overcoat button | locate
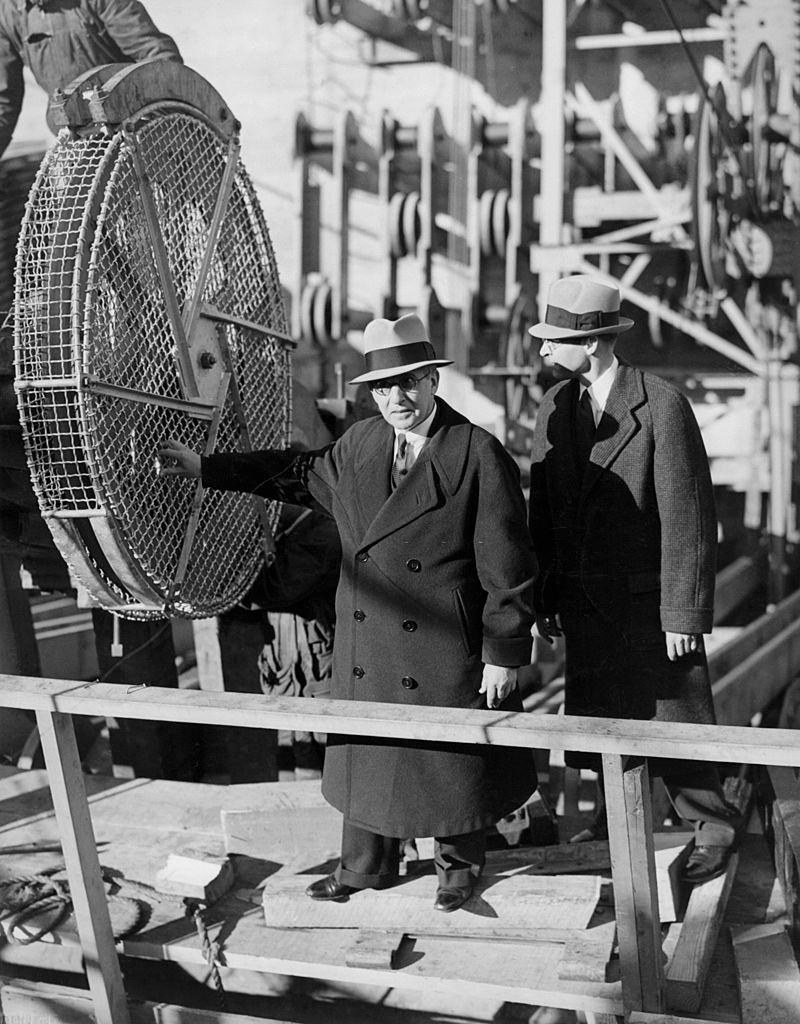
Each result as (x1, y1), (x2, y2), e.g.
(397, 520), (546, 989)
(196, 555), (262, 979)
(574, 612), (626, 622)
(357, 552), (369, 563)
(406, 558), (421, 572)
(401, 676), (418, 690)
(353, 666), (365, 678)
(354, 609), (366, 622)
(402, 619), (417, 632)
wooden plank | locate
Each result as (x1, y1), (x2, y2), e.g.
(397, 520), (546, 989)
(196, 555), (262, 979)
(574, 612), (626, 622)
(261, 871), (601, 932)
(713, 553), (766, 625)
(488, 839), (612, 875)
(768, 766), (800, 933)
(708, 588), (800, 683)
(123, 918), (625, 1015)
(665, 852), (739, 1012)
(557, 919), (617, 982)
(0, 979), (305, 1024)
(653, 832), (693, 925)
(712, 614), (800, 726)
(221, 805), (342, 861)
(35, 710), (129, 1024)
(602, 756), (665, 1015)
(344, 928), (405, 969)
(3, 677), (800, 768)
(731, 922), (800, 1023)
(630, 1013), (734, 1024)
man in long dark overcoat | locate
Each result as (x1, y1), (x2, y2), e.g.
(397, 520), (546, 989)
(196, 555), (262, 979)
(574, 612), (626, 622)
(528, 275), (738, 885)
(160, 313), (537, 912)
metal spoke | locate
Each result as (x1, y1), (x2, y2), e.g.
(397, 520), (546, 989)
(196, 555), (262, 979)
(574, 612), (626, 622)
(165, 371), (232, 609)
(182, 134), (241, 341)
(125, 130), (199, 397)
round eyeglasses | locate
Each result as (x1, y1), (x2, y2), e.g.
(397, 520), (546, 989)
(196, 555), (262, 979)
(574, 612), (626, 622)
(370, 370), (431, 396)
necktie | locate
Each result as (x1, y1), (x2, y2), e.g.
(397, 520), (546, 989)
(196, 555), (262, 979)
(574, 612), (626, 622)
(575, 389), (595, 468)
(391, 433), (408, 489)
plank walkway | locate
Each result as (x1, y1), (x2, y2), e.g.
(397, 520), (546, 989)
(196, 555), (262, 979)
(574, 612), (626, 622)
(0, 766), (785, 1022)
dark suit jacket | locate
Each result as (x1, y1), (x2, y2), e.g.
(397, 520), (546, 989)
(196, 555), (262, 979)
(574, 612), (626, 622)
(530, 362), (716, 634)
(203, 398), (537, 837)
(529, 363), (717, 738)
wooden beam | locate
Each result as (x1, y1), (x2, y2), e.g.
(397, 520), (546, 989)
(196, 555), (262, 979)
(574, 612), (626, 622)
(767, 766), (800, 934)
(731, 922), (800, 1023)
(713, 552), (767, 625)
(602, 756), (665, 1014)
(665, 853), (739, 1012)
(630, 1014), (733, 1024)
(712, 614), (800, 726)
(35, 710), (129, 1024)
(536, 0), (567, 311)
(0, 676), (798, 768)
(708, 588), (800, 683)
(0, 979), (303, 1024)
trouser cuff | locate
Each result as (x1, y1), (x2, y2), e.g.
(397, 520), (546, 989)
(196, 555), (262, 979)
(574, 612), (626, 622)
(335, 863), (394, 888)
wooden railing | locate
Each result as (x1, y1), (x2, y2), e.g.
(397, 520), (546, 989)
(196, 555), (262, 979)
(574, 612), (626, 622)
(0, 672), (798, 1024)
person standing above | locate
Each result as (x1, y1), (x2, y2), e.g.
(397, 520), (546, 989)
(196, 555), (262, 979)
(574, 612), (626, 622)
(0, 0), (181, 157)
(528, 275), (738, 884)
(160, 313), (538, 913)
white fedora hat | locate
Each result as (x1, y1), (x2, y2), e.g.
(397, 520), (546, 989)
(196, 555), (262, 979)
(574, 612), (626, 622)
(349, 313), (452, 385)
(528, 275), (634, 341)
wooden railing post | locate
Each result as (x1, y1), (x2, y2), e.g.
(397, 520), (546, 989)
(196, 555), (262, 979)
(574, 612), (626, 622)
(602, 754), (666, 1015)
(36, 708), (130, 1024)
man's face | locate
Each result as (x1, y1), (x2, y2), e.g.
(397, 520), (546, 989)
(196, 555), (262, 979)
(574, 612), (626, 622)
(370, 368), (438, 430)
(538, 338), (592, 379)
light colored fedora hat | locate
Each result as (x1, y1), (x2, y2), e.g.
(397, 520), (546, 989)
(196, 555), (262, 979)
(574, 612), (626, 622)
(528, 275), (634, 341)
(349, 313), (452, 385)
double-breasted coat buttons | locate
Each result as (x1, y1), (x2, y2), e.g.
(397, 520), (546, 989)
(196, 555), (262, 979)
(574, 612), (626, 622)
(352, 666), (365, 678)
(402, 619), (417, 632)
(401, 676), (418, 690)
(354, 609), (366, 622)
(406, 558), (421, 572)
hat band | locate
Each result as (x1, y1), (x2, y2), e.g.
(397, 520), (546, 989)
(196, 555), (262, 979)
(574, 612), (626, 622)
(546, 304), (620, 332)
(364, 341), (436, 374)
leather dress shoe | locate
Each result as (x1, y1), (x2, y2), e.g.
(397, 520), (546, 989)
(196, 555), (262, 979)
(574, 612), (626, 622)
(433, 886), (473, 913)
(680, 844), (732, 885)
(305, 874), (356, 901)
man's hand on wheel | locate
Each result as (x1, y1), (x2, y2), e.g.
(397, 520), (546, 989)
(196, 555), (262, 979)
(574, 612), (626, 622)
(158, 439), (202, 478)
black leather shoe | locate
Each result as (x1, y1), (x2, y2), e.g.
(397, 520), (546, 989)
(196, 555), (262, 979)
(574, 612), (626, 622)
(680, 844), (732, 885)
(305, 874), (356, 901)
(433, 886), (472, 913)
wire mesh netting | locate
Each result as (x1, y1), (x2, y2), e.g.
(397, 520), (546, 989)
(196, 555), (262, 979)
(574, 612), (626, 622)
(15, 109), (290, 618)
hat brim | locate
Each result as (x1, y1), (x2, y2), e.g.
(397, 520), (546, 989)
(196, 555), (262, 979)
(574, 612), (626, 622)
(349, 358), (453, 385)
(528, 317), (635, 341)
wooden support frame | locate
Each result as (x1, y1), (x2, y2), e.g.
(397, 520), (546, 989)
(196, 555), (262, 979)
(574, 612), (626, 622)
(602, 756), (666, 1015)
(35, 709), (129, 1024)
(2, 673), (800, 1022)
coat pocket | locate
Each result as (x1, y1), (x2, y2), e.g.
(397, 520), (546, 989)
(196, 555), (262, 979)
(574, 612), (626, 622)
(451, 586), (480, 657)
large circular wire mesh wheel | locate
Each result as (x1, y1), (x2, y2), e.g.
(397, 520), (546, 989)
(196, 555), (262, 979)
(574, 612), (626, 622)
(14, 64), (291, 619)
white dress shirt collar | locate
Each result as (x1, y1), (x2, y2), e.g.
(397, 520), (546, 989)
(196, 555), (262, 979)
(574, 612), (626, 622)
(394, 403), (436, 458)
(580, 356), (618, 426)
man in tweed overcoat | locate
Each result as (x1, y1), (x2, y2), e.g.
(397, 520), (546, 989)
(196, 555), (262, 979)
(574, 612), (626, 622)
(160, 313), (537, 912)
(528, 276), (737, 884)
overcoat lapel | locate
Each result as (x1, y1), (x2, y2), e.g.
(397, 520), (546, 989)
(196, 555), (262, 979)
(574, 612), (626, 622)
(580, 363), (645, 502)
(356, 401), (469, 549)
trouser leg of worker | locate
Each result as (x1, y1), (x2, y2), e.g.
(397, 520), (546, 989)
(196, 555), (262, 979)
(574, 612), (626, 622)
(335, 819), (400, 888)
(433, 829), (486, 890)
(663, 766), (739, 846)
(595, 765), (738, 846)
